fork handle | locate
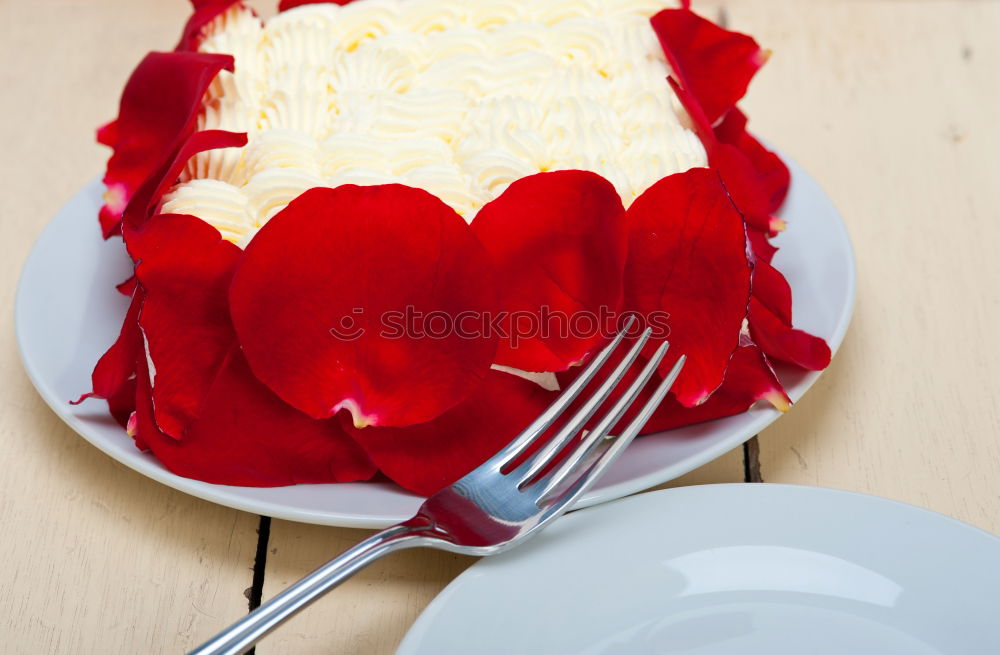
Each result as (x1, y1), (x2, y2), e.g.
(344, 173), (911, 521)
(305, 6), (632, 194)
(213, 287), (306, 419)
(188, 522), (426, 655)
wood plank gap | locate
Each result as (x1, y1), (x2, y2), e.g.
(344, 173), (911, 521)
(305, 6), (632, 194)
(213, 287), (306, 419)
(743, 437), (763, 483)
(244, 515), (272, 655)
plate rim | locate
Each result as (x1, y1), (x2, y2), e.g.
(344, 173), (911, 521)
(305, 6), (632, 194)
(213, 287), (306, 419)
(15, 157), (856, 527)
(396, 483), (1000, 655)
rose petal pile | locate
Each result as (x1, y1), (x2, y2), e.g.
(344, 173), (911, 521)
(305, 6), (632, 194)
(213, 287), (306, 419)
(76, 0), (831, 496)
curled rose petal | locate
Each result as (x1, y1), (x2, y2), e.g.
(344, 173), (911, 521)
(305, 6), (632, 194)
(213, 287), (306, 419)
(749, 298), (831, 371)
(106, 377), (139, 430)
(472, 171), (627, 372)
(644, 344), (792, 432)
(116, 276), (138, 297)
(279, 0), (359, 11)
(96, 120), (118, 147)
(666, 79), (830, 373)
(230, 185), (499, 428)
(651, 6), (768, 124)
(98, 51), (234, 238)
(751, 256), (793, 324)
(713, 144), (781, 235)
(123, 129), (248, 233)
(716, 108), (791, 215)
(747, 256), (831, 371)
(668, 77), (777, 235)
(71, 289), (144, 418)
(623, 168), (751, 407)
(347, 370), (556, 496)
(747, 227), (778, 265)
(128, 214), (242, 439)
(176, 1), (244, 52)
(133, 349), (376, 486)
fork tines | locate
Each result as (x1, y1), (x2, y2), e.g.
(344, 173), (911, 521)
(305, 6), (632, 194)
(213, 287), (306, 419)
(489, 318), (686, 504)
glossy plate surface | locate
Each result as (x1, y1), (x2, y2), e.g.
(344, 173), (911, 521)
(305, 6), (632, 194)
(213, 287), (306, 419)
(15, 158), (855, 527)
(398, 484), (1000, 655)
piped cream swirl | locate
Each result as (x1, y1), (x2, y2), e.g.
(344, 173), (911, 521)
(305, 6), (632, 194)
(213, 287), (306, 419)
(172, 0), (707, 244)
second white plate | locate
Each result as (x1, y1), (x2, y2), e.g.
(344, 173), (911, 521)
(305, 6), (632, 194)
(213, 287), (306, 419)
(15, 157), (855, 527)
(398, 485), (1000, 655)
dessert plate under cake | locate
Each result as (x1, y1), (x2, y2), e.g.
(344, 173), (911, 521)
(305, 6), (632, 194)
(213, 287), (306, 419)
(15, 156), (855, 527)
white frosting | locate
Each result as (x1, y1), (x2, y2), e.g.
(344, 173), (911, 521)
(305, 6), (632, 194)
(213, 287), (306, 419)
(171, 0), (707, 244)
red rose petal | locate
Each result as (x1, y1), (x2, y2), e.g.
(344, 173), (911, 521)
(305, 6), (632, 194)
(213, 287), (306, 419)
(668, 77), (777, 235)
(713, 144), (778, 234)
(747, 227), (778, 265)
(716, 108), (791, 215)
(644, 344), (791, 432)
(472, 171), (627, 372)
(279, 0), (359, 11)
(133, 349), (376, 486)
(347, 370), (556, 496)
(666, 80), (830, 373)
(746, 256), (831, 371)
(96, 120), (118, 147)
(666, 77), (713, 145)
(71, 289), (144, 410)
(128, 213), (242, 439)
(99, 51), (234, 238)
(106, 377), (138, 429)
(116, 275), (138, 297)
(651, 7), (767, 124)
(177, 1), (244, 52)
(623, 168), (751, 407)
(123, 129), (248, 233)
(748, 298), (831, 371)
(230, 185), (499, 428)
(751, 256), (793, 325)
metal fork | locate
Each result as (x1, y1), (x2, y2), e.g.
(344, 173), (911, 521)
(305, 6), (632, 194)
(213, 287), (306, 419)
(189, 322), (685, 655)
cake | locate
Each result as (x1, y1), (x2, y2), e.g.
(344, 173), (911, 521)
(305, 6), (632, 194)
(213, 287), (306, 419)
(164, 0), (708, 242)
(78, 0), (831, 495)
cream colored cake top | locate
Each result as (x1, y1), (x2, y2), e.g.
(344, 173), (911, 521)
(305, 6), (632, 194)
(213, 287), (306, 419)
(163, 0), (708, 245)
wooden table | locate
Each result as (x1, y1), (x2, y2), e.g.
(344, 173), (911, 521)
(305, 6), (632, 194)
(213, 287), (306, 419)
(2, 0), (998, 652)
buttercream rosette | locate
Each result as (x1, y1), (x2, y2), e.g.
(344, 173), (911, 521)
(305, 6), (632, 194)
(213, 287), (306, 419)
(75, 0), (831, 496)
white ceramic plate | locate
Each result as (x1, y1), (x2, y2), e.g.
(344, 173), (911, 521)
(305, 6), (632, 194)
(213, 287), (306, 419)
(15, 158), (855, 528)
(398, 484), (1000, 655)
